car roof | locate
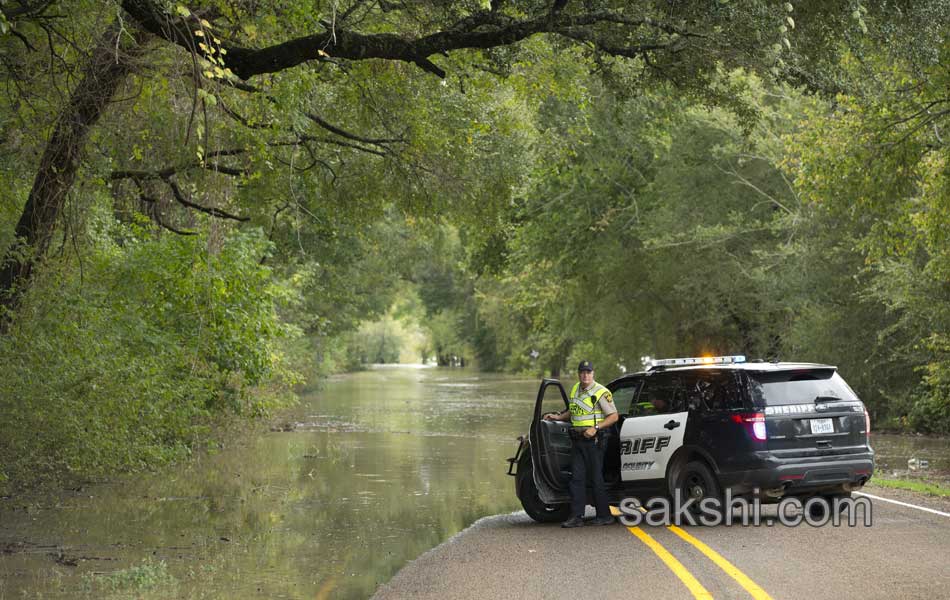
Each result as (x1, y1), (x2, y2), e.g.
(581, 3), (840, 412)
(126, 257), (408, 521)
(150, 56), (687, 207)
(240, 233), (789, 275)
(615, 361), (837, 381)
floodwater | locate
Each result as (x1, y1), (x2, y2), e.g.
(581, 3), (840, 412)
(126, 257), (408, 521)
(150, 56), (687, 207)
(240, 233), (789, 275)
(0, 367), (539, 599)
(1, 367), (948, 599)
(871, 432), (950, 482)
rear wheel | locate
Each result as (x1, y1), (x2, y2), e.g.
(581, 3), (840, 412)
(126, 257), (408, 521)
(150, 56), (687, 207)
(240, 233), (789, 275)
(671, 461), (721, 522)
(516, 454), (571, 523)
(806, 492), (853, 520)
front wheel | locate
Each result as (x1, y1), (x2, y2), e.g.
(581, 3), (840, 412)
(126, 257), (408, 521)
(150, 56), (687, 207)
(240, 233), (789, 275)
(516, 455), (571, 523)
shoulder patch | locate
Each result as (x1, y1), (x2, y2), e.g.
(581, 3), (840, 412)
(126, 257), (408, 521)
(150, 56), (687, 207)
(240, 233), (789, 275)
(603, 391), (613, 403)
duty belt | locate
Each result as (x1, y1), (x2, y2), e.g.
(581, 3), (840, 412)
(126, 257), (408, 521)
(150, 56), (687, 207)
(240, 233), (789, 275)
(569, 429), (607, 440)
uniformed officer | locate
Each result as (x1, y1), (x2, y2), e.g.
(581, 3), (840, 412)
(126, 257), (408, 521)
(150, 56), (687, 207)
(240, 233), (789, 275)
(543, 360), (618, 527)
(650, 395), (669, 414)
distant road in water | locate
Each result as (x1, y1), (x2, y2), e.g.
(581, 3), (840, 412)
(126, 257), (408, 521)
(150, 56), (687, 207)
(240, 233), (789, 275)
(374, 485), (950, 600)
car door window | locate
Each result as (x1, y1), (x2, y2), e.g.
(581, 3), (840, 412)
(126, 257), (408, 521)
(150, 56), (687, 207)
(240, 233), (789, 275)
(541, 381), (569, 415)
(681, 370), (738, 413)
(669, 376), (687, 413)
(610, 380), (641, 415)
(630, 373), (680, 416)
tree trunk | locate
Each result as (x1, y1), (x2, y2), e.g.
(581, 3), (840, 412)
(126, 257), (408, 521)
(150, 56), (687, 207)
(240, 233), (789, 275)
(0, 22), (145, 327)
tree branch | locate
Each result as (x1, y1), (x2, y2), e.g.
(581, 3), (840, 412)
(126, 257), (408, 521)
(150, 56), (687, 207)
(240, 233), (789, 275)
(138, 195), (198, 235)
(1, 0), (56, 20)
(8, 28), (38, 52)
(305, 111), (404, 146)
(298, 134), (388, 156)
(163, 176), (249, 221)
(122, 1), (700, 80)
(111, 168), (249, 221)
(202, 161), (248, 176)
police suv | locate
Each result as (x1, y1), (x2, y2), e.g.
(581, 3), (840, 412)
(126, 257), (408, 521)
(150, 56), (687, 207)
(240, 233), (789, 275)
(507, 356), (875, 522)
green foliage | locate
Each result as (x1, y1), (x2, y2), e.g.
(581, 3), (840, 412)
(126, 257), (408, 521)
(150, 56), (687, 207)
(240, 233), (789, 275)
(337, 317), (415, 369)
(425, 308), (472, 366)
(0, 226), (301, 489)
(910, 336), (950, 434)
(468, 70), (809, 376)
(81, 558), (176, 595)
(783, 20), (950, 431)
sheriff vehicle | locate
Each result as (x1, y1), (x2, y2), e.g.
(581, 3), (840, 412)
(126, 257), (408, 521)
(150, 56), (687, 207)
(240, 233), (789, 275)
(507, 355), (875, 522)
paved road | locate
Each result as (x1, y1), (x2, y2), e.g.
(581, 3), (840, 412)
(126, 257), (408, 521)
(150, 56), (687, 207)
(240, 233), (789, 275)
(373, 487), (950, 600)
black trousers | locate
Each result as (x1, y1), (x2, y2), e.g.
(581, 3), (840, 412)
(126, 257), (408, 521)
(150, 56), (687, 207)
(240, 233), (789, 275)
(569, 433), (610, 519)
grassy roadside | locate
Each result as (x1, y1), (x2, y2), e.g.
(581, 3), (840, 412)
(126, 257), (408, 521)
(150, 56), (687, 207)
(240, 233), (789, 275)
(871, 477), (950, 498)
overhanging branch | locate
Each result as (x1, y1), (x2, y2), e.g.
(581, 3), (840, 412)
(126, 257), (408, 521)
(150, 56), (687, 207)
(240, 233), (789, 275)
(306, 112), (404, 146)
(111, 167), (249, 222)
(121, 1), (702, 80)
(163, 176), (249, 221)
(138, 194), (198, 235)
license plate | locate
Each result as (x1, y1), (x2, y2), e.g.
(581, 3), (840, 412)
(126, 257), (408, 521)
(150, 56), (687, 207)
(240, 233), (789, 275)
(810, 418), (834, 434)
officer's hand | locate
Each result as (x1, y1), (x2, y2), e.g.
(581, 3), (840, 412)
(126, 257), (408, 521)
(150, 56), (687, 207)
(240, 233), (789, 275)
(543, 413), (555, 421)
(584, 427), (597, 438)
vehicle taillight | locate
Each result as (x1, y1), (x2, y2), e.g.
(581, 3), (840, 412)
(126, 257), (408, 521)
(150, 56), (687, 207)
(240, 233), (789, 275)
(864, 408), (871, 437)
(731, 412), (767, 441)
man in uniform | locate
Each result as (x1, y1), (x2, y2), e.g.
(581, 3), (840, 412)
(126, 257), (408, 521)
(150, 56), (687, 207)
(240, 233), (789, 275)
(650, 394), (670, 414)
(543, 360), (618, 527)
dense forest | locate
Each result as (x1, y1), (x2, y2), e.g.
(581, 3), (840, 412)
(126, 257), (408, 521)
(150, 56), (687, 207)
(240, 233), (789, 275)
(1, 0), (948, 491)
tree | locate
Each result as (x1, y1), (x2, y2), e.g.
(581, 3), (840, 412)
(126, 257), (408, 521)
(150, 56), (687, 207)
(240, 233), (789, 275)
(785, 6), (950, 428)
(0, 0), (803, 324)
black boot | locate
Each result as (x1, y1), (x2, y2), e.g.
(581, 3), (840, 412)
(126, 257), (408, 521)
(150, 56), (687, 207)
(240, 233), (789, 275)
(561, 516), (585, 528)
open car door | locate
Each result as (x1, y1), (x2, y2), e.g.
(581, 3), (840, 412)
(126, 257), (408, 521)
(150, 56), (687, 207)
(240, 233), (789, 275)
(529, 379), (572, 501)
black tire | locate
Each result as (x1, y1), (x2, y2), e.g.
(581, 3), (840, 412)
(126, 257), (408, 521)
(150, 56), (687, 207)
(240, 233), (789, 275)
(516, 455), (571, 523)
(805, 496), (825, 520)
(671, 460), (721, 521)
(807, 492), (853, 519)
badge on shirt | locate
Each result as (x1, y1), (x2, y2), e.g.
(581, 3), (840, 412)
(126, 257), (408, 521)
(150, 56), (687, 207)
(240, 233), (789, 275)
(604, 392), (613, 403)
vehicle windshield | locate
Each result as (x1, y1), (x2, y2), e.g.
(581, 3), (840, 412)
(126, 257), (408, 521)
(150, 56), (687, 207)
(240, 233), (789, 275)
(748, 369), (858, 406)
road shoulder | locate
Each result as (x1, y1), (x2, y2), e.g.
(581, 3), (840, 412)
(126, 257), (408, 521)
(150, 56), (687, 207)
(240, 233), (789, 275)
(861, 482), (950, 515)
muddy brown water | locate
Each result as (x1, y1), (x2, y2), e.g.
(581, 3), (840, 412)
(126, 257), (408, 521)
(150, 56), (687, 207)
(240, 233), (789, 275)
(0, 367), (538, 599)
(0, 366), (947, 599)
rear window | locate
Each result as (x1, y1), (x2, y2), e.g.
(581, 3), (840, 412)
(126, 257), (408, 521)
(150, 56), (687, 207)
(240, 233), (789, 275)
(748, 369), (858, 406)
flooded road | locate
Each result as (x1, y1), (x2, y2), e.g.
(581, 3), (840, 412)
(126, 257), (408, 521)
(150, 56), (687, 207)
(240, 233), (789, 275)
(1, 366), (948, 599)
(0, 367), (537, 599)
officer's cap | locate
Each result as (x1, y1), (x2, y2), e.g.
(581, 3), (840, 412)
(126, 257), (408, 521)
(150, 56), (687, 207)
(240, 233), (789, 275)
(577, 360), (594, 372)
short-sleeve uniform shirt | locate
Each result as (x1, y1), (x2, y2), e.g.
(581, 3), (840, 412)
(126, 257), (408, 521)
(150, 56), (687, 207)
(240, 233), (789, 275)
(572, 382), (617, 429)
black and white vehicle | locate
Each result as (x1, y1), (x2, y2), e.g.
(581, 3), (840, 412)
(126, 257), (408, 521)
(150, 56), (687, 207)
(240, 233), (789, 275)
(507, 355), (875, 522)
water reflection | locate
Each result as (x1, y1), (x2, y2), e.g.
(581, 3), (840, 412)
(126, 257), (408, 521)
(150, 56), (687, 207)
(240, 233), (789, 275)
(0, 367), (538, 599)
(871, 433), (950, 481)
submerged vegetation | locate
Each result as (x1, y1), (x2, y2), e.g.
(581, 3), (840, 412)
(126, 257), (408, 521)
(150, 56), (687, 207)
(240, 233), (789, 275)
(81, 558), (177, 596)
(1, 1), (949, 491)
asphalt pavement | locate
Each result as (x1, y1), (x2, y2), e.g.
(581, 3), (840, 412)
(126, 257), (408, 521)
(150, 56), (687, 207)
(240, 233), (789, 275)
(372, 486), (950, 600)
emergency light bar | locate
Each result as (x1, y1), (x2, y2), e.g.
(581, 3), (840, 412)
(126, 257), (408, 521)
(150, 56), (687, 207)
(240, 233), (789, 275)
(649, 355), (746, 369)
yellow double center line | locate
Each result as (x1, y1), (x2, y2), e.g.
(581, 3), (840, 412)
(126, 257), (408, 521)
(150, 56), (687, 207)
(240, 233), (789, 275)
(624, 524), (714, 599)
(610, 506), (773, 600)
